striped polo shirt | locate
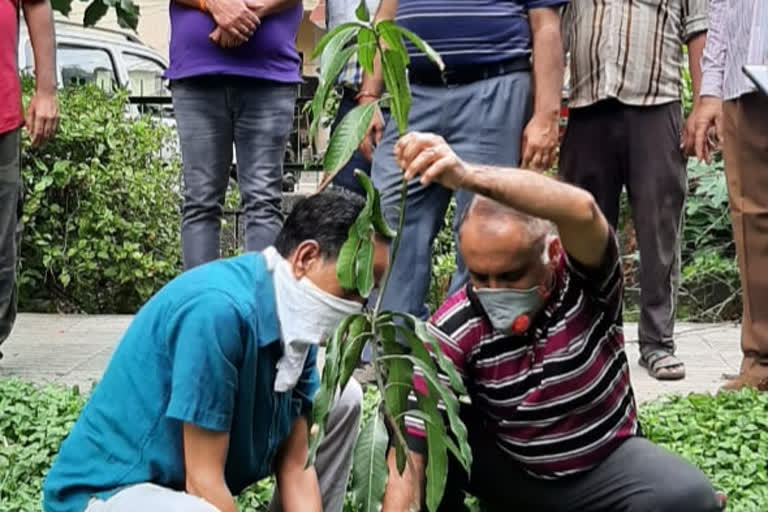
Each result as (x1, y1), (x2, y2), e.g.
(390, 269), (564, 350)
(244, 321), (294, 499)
(396, 0), (568, 75)
(405, 233), (640, 478)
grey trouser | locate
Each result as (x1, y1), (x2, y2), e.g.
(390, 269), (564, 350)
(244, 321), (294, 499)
(0, 128), (21, 348)
(84, 380), (362, 512)
(371, 72), (532, 319)
(439, 408), (720, 511)
(560, 100), (687, 354)
(172, 77), (296, 270)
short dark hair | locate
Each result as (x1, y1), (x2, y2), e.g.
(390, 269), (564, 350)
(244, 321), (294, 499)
(275, 190), (367, 260)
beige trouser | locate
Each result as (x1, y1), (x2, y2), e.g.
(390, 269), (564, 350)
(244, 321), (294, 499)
(723, 92), (768, 382)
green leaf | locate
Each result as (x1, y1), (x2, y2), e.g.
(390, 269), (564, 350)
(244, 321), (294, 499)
(391, 333), (472, 474)
(115, 0), (140, 31)
(338, 317), (371, 389)
(414, 319), (466, 394)
(323, 101), (378, 174)
(310, 43), (359, 140)
(313, 22), (361, 59)
(424, 409), (448, 512)
(83, 0), (109, 26)
(394, 26), (445, 71)
(355, 237), (375, 298)
(380, 49), (411, 136)
(357, 28), (377, 75)
(376, 21), (410, 63)
(307, 383), (333, 466)
(337, 234), (362, 291)
(384, 356), (413, 475)
(355, 0), (371, 22)
(355, 172), (396, 239)
(352, 413), (390, 512)
(50, 0), (73, 17)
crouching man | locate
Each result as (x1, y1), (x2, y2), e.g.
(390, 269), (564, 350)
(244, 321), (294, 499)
(43, 191), (390, 512)
(381, 133), (724, 511)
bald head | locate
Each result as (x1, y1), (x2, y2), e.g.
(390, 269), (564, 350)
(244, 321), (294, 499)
(458, 196), (557, 291)
(459, 196), (554, 242)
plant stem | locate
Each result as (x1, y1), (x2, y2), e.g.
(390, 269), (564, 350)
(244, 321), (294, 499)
(372, 178), (409, 314)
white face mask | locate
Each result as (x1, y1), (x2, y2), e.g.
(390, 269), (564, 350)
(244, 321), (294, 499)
(473, 236), (558, 334)
(263, 247), (363, 392)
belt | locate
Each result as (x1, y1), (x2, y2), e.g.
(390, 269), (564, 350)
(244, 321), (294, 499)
(408, 57), (531, 86)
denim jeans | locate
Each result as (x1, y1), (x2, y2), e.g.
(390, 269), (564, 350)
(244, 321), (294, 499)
(0, 128), (21, 350)
(172, 76), (296, 270)
(371, 72), (532, 319)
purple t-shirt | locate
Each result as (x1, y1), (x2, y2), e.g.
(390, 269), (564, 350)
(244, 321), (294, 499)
(166, 4), (303, 82)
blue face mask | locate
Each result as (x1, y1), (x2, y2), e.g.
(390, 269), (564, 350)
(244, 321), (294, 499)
(473, 236), (559, 333)
(474, 285), (548, 334)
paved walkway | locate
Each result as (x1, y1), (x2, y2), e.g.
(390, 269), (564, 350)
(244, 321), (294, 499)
(0, 314), (743, 403)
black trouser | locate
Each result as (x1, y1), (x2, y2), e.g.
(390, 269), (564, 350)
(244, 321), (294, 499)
(437, 409), (720, 511)
(559, 100), (687, 355)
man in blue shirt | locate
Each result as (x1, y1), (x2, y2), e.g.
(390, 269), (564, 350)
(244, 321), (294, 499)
(43, 191), (390, 512)
(363, 0), (567, 321)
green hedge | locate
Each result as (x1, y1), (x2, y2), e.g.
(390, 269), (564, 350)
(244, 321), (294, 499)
(18, 82), (182, 314)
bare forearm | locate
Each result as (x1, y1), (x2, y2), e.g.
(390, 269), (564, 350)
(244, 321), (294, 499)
(277, 466), (322, 512)
(530, 8), (564, 119)
(23, 0), (56, 94)
(687, 32), (706, 106)
(186, 476), (238, 512)
(275, 418), (322, 512)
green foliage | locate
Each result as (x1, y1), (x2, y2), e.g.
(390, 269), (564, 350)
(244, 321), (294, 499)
(19, 82), (182, 314)
(310, 12), (466, 512)
(51, 0), (140, 30)
(640, 389), (768, 511)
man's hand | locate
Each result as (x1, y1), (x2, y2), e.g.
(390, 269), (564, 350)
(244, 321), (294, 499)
(25, 91), (58, 148)
(692, 96), (724, 164)
(209, 26), (245, 48)
(521, 112), (559, 171)
(680, 112), (697, 157)
(358, 93), (384, 161)
(395, 132), (469, 189)
(382, 449), (424, 512)
(206, 0), (261, 42)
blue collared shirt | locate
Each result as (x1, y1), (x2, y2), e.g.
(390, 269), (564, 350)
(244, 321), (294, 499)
(43, 253), (318, 512)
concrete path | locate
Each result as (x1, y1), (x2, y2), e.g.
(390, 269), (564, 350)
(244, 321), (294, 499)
(0, 314), (743, 403)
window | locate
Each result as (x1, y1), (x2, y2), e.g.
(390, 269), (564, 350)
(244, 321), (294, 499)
(123, 53), (169, 97)
(58, 45), (117, 92)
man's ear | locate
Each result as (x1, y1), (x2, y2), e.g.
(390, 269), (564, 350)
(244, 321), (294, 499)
(288, 240), (322, 279)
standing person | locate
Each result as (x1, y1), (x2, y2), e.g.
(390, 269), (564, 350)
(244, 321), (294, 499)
(0, 0), (57, 357)
(367, 0), (567, 320)
(559, 0), (708, 381)
(322, 0), (383, 196)
(43, 192), (390, 512)
(166, 0), (303, 270)
(692, 1), (768, 390)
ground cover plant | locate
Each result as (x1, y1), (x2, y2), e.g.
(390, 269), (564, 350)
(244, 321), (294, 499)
(1, 379), (766, 511)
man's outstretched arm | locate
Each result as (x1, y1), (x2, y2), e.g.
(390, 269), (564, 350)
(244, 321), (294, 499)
(274, 417), (323, 512)
(395, 132), (611, 269)
(22, 0), (58, 148)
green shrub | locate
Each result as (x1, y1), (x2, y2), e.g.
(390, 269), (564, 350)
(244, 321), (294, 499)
(18, 81), (182, 314)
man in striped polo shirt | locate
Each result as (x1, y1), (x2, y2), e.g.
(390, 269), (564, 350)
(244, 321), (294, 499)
(381, 133), (722, 511)
(363, 0), (567, 323)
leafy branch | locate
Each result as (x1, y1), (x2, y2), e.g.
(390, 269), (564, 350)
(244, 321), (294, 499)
(51, 0), (140, 31)
(306, 5), (470, 512)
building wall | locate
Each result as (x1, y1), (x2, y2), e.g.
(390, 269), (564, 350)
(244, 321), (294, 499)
(55, 0), (324, 76)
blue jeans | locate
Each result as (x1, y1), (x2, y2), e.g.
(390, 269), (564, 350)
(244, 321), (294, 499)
(0, 128), (21, 350)
(371, 72), (532, 319)
(172, 77), (296, 270)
